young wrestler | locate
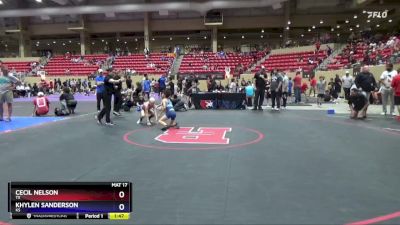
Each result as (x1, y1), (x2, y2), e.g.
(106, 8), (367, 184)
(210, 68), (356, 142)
(137, 97), (156, 126)
(158, 90), (179, 131)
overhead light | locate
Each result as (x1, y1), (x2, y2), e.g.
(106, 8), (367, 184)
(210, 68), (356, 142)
(135, 38), (138, 42)
(47, 43), (50, 46)
(36, 41), (40, 44)
(345, 20), (349, 23)
(223, 36), (226, 39)
(337, 33), (340, 36)
(5, 44), (7, 47)
(312, 25), (316, 29)
(286, 26), (290, 30)
(363, 10), (366, 13)
(152, 38), (155, 41)
(388, 19), (392, 23)
(169, 37), (172, 41)
(106, 42), (108, 45)
(356, 24), (360, 28)
(92, 42), (95, 45)
(242, 35), (245, 39)
(367, 19), (370, 23)
(308, 28), (311, 32)
(78, 42), (81, 45)
(260, 35), (264, 38)
(301, 34), (304, 37)
(279, 34), (282, 38)
(376, 24), (380, 27)
(36, 0), (42, 3)
(331, 28), (334, 31)
(124, 41), (127, 44)
(261, 29), (264, 33)
(349, 28), (353, 31)
(287, 21), (291, 25)
(336, 25), (340, 28)
(0, 0), (3, 5)
(204, 36), (207, 39)
(101, 39), (104, 42)
(117, 39), (119, 42)
(53, 41), (56, 44)
(62, 43), (65, 46)
(186, 37), (190, 40)
(354, 15), (357, 19)
(320, 20), (323, 24)
(69, 40), (72, 43)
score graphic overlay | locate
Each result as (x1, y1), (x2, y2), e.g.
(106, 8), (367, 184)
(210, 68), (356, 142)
(8, 182), (132, 220)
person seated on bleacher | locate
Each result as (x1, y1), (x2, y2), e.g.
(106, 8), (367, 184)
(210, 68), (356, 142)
(32, 92), (49, 117)
(59, 87), (77, 114)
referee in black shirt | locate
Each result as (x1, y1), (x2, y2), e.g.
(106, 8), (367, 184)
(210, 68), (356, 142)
(97, 72), (124, 126)
(253, 72), (266, 110)
(113, 72), (123, 116)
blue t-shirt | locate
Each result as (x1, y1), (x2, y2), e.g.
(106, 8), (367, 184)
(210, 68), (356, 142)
(245, 85), (254, 97)
(288, 80), (293, 92)
(143, 79), (151, 92)
(159, 77), (166, 88)
(95, 75), (105, 93)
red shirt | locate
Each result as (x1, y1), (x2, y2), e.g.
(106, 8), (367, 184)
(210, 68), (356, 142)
(391, 74), (400, 96)
(33, 97), (49, 115)
(294, 75), (302, 88)
(301, 83), (308, 93)
(310, 78), (317, 87)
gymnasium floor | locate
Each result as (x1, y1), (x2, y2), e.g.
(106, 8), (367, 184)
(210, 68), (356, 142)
(1, 99), (400, 225)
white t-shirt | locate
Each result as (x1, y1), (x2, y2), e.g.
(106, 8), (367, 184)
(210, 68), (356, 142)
(342, 75), (354, 88)
(380, 70), (397, 90)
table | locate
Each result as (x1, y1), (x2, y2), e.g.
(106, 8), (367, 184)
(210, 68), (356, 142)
(191, 92), (246, 110)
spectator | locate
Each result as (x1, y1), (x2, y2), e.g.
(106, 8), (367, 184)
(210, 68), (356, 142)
(0, 67), (21, 122)
(245, 81), (255, 107)
(288, 77), (293, 103)
(95, 70), (105, 112)
(334, 74), (342, 101)
(142, 74), (151, 100)
(391, 68), (400, 117)
(355, 66), (377, 118)
(293, 72), (302, 103)
(379, 63), (397, 116)
(158, 74), (167, 94)
(316, 76), (326, 107)
(113, 72), (123, 116)
(309, 75), (317, 97)
(281, 73), (289, 109)
(32, 92), (49, 117)
(270, 72), (283, 111)
(342, 70), (354, 101)
(229, 78), (237, 93)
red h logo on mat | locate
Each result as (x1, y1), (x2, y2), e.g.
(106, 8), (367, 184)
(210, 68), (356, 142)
(155, 127), (232, 144)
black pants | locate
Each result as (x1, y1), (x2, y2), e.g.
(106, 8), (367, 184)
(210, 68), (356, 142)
(113, 91), (122, 113)
(343, 88), (350, 100)
(271, 91), (282, 109)
(282, 92), (288, 107)
(246, 97), (253, 107)
(96, 92), (103, 111)
(98, 93), (112, 123)
(253, 89), (265, 109)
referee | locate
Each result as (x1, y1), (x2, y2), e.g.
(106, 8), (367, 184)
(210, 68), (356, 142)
(97, 72), (124, 126)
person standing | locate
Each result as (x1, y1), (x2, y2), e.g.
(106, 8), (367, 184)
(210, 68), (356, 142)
(281, 72), (289, 109)
(355, 66), (377, 119)
(97, 73), (124, 126)
(252, 72), (266, 110)
(342, 70), (353, 101)
(95, 70), (105, 112)
(270, 72), (283, 111)
(0, 67), (21, 122)
(158, 74), (167, 94)
(316, 76), (326, 107)
(391, 69), (400, 117)
(125, 76), (132, 90)
(309, 75), (317, 97)
(379, 63), (397, 116)
(245, 81), (255, 107)
(293, 72), (302, 103)
(142, 74), (151, 100)
(113, 72), (123, 116)
(334, 74), (342, 101)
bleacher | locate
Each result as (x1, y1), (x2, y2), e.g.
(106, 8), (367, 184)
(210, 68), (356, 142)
(44, 54), (107, 76)
(253, 51), (327, 73)
(327, 42), (395, 70)
(179, 52), (256, 73)
(2, 61), (36, 73)
(113, 53), (174, 75)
